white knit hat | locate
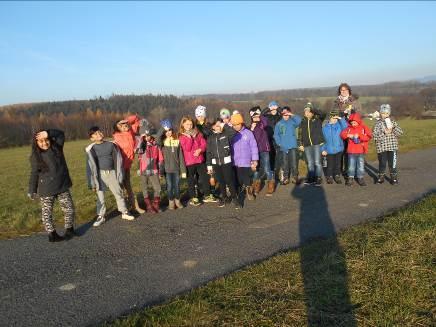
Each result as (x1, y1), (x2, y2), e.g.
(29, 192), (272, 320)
(195, 105), (207, 118)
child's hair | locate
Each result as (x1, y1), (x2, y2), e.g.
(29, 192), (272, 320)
(30, 130), (62, 173)
(209, 117), (223, 126)
(88, 126), (100, 137)
(179, 116), (197, 134)
(113, 122), (121, 134)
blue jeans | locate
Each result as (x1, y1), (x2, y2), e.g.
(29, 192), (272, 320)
(304, 145), (322, 178)
(348, 154), (365, 178)
(282, 149), (298, 179)
(166, 172), (180, 200)
(253, 152), (274, 181)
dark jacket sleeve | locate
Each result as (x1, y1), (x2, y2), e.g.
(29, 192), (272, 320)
(155, 127), (165, 147)
(313, 108), (326, 121)
(206, 137), (213, 166)
(222, 124), (237, 138)
(178, 146), (187, 175)
(47, 129), (65, 148)
(28, 155), (39, 194)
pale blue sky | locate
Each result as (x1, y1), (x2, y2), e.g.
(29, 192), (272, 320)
(1, 1), (435, 105)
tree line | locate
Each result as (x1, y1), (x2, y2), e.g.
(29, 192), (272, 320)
(1, 84), (435, 149)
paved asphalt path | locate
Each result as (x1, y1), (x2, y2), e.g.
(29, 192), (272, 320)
(1, 148), (435, 326)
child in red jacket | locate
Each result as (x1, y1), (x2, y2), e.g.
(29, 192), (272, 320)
(340, 113), (372, 186)
(136, 123), (164, 213)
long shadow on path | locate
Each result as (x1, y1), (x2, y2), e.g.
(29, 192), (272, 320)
(292, 185), (357, 326)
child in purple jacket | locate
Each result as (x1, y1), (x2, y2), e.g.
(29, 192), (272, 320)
(249, 106), (275, 197)
(230, 113), (259, 202)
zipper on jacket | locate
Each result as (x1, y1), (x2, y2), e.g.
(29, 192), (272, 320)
(216, 135), (221, 165)
(308, 119), (313, 146)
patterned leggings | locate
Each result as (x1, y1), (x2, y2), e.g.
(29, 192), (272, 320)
(40, 190), (75, 233)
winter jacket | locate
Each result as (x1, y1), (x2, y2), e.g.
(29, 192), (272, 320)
(28, 129), (73, 197)
(206, 125), (237, 167)
(196, 121), (212, 138)
(273, 115), (302, 152)
(231, 126), (259, 168)
(85, 141), (124, 191)
(250, 115), (271, 153)
(372, 118), (403, 153)
(334, 96), (361, 120)
(298, 110), (326, 147)
(112, 114), (141, 170)
(179, 131), (207, 166)
(321, 118), (348, 154)
(156, 128), (187, 175)
(340, 113), (372, 154)
(262, 108), (282, 148)
(136, 138), (164, 176)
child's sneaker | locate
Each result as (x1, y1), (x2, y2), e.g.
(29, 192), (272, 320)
(357, 178), (366, 186)
(377, 174), (385, 184)
(189, 197), (201, 206)
(390, 174), (399, 185)
(168, 200), (175, 210)
(232, 198), (241, 210)
(345, 177), (354, 186)
(334, 175), (343, 184)
(304, 177), (313, 185)
(93, 215), (105, 227)
(315, 177), (323, 186)
(121, 212), (135, 221)
(175, 199), (184, 208)
(326, 176), (334, 184)
(203, 194), (218, 203)
(217, 198), (226, 207)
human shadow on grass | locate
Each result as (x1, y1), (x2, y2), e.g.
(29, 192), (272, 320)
(292, 185), (357, 327)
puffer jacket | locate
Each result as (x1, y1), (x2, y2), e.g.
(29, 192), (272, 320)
(136, 138), (164, 176)
(155, 127), (187, 175)
(340, 113), (372, 154)
(29, 129), (72, 197)
(250, 115), (270, 153)
(179, 131), (207, 166)
(206, 125), (236, 167)
(321, 118), (348, 154)
(231, 127), (259, 167)
(273, 115), (302, 152)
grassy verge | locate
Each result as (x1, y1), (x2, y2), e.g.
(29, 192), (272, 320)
(0, 118), (435, 239)
(107, 194), (436, 327)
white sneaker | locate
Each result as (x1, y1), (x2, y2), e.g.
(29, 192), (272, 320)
(93, 215), (105, 227)
(121, 212), (135, 221)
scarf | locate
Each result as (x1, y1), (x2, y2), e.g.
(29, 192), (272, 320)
(337, 95), (350, 103)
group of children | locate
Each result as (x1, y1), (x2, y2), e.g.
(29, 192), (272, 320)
(28, 84), (404, 242)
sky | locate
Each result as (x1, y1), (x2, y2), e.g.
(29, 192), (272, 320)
(1, 1), (436, 105)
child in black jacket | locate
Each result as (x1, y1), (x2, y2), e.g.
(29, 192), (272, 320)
(206, 118), (240, 209)
(28, 129), (76, 242)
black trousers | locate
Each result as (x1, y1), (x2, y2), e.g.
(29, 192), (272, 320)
(187, 163), (210, 198)
(236, 167), (252, 188)
(326, 152), (343, 177)
(213, 163), (237, 199)
(378, 151), (398, 175)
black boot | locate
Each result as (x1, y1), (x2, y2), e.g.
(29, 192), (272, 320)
(377, 174), (385, 184)
(48, 230), (64, 242)
(64, 227), (77, 240)
(390, 174), (399, 185)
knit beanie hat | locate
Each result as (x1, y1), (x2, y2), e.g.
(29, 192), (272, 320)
(249, 106), (262, 118)
(380, 104), (391, 115)
(139, 119), (156, 135)
(160, 119), (172, 130)
(329, 110), (339, 117)
(220, 108), (231, 118)
(268, 101), (279, 109)
(195, 105), (207, 118)
(304, 102), (314, 112)
(230, 113), (244, 125)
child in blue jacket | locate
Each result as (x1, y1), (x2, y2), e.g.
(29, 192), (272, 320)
(273, 107), (302, 185)
(321, 110), (348, 184)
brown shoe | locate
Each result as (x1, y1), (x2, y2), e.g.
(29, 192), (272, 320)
(266, 180), (275, 197)
(252, 180), (261, 195)
(246, 186), (255, 201)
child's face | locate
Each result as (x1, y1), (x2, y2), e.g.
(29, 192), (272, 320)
(212, 122), (223, 133)
(304, 110), (313, 119)
(36, 137), (50, 150)
(183, 120), (193, 131)
(233, 123), (243, 132)
(165, 129), (173, 138)
(329, 117), (338, 124)
(350, 120), (359, 127)
(252, 115), (260, 122)
(117, 122), (130, 132)
(283, 115), (290, 121)
(196, 116), (205, 123)
(145, 135), (152, 142)
(90, 130), (104, 143)
(381, 112), (390, 120)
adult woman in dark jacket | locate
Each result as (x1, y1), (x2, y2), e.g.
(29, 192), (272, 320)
(28, 129), (76, 242)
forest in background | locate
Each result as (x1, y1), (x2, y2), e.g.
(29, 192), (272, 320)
(1, 80), (436, 148)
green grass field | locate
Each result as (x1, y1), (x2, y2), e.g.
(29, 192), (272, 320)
(0, 118), (435, 239)
(107, 193), (436, 327)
